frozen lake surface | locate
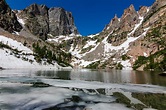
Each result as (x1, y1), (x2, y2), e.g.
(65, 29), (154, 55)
(0, 69), (166, 110)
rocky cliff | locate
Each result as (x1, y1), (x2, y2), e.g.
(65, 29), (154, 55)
(16, 4), (79, 40)
(0, 0), (22, 33)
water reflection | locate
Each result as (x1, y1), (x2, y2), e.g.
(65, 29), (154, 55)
(0, 69), (165, 86)
(34, 69), (166, 86)
(130, 71), (166, 86)
(35, 70), (71, 80)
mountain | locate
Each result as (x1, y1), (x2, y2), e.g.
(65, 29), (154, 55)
(15, 4), (79, 40)
(54, 0), (166, 71)
(0, 0), (76, 69)
(0, 0), (166, 71)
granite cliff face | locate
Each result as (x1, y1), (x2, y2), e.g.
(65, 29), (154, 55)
(48, 7), (78, 36)
(0, 0), (22, 33)
(16, 4), (79, 40)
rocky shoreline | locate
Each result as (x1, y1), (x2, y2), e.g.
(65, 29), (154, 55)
(42, 92), (166, 110)
(0, 67), (4, 70)
(159, 71), (166, 76)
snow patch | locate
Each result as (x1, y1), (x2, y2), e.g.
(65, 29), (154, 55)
(101, 16), (151, 70)
(0, 35), (63, 69)
(0, 49), (59, 69)
(47, 34), (79, 43)
(86, 103), (132, 110)
(87, 33), (99, 38)
(119, 60), (132, 70)
(47, 34), (54, 37)
(147, 7), (150, 13)
(14, 31), (20, 35)
(81, 43), (100, 57)
(128, 16), (144, 36)
(79, 59), (99, 67)
(83, 40), (97, 49)
(106, 26), (110, 30)
(69, 44), (82, 59)
(144, 52), (148, 57)
(17, 18), (25, 26)
(103, 35), (139, 55)
(0, 35), (32, 53)
(16, 11), (25, 27)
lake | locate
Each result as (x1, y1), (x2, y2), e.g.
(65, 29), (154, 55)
(0, 69), (166, 110)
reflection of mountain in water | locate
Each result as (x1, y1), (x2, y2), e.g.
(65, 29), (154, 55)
(35, 70), (166, 86)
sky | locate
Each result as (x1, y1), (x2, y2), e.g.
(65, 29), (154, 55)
(6, 0), (155, 36)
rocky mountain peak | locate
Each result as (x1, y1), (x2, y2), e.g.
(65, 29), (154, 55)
(0, 0), (22, 33)
(24, 3), (49, 16)
(111, 15), (119, 25)
(156, 0), (165, 2)
(138, 6), (149, 17)
(121, 4), (138, 19)
(112, 14), (119, 21)
(103, 4), (140, 34)
(102, 14), (120, 32)
(0, 0), (8, 13)
(118, 4), (139, 33)
(150, 0), (166, 11)
(48, 7), (78, 36)
(16, 3), (79, 40)
(125, 4), (136, 14)
(129, 4), (135, 11)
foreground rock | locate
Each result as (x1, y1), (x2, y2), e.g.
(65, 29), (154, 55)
(159, 72), (166, 76)
(0, 67), (4, 70)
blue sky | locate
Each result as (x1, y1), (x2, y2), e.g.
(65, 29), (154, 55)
(6, 0), (155, 36)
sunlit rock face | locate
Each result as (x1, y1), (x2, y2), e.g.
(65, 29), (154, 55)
(118, 4), (139, 33)
(138, 6), (149, 17)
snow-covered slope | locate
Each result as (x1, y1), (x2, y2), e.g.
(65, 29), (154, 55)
(1, 0), (164, 70)
(47, 34), (81, 44)
(65, 14), (150, 69)
(0, 35), (32, 53)
(56, 6), (154, 70)
(0, 35), (61, 69)
(101, 16), (149, 70)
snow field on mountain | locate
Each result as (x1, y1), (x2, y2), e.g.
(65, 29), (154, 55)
(47, 34), (81, 43)
(101, 16), (150, 70)
(83, 40), (97, 49)
(0, 35), (61, 69)
(0, 35), (32, 53)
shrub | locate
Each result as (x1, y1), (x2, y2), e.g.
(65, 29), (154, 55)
(116, 62), (123, 70)
(121, 54), (130, 61)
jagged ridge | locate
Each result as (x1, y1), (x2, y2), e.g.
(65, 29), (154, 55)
(54, 0), (166, 71)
